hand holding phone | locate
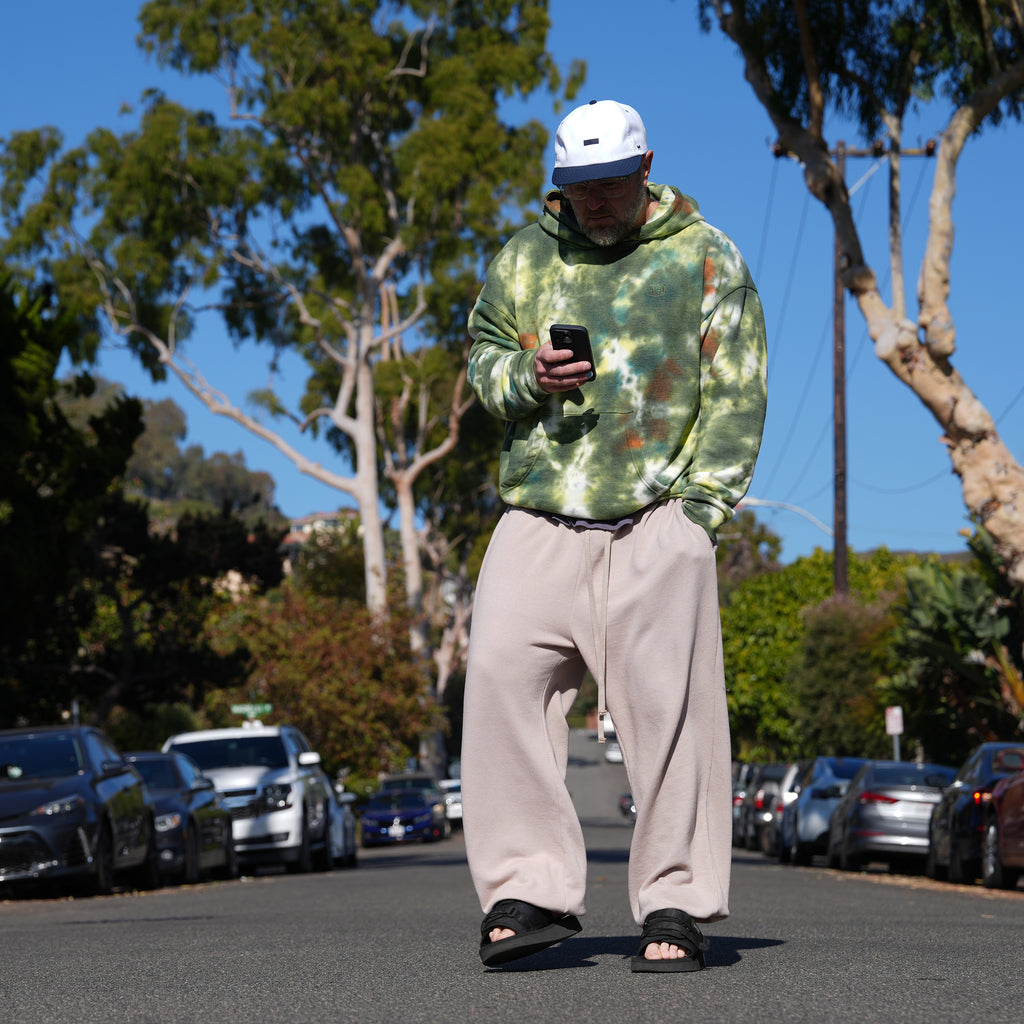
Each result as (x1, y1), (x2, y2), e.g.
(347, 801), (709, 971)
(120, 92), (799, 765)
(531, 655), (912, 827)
(549, 323), (596, 382)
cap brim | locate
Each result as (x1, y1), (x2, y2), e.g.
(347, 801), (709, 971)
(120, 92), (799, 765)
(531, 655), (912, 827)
(552, 154), (643, 186)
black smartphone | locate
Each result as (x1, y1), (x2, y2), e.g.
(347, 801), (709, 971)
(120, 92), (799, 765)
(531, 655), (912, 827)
(549, 323), (596, 381)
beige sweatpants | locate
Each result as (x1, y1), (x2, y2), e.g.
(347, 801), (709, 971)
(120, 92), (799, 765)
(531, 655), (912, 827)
(461, 500), (732, 927)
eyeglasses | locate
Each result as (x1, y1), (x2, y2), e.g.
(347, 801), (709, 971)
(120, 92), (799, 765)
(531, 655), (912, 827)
(560, 174), (635, 201)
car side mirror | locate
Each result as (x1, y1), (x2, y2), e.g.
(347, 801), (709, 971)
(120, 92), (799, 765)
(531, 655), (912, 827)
(193, 776), (215, 792)
(298, 751), (322, 767)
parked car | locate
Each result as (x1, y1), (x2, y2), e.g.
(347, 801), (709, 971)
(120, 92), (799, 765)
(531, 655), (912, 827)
(827, 759), (957, 871)
(927, 742), (1024, 883)
(0, 725), (160, 895)
(360, 787), (450, 846)
(738, 762), (789, 852)
(377, 771), (441, 793)
(326, 782), (359, 868)
(731, 763), (759, 847)
(162, 724), (332, 873)
(604, 740), (624, 764)
(438, 778), (462, 827)
(779, 756), (869, 866)
(618, 792), (637, 824)
(763, 760), (809, 859)
(982, 756), (1024, 890)
(125, 750), (237, 884)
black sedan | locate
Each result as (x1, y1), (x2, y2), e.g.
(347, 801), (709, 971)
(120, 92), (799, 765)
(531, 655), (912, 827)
(126, 751), (238, 884)
(0, 725), (160, 895)
(927, 742), (1024, 884)
(360, 788), (450, 847)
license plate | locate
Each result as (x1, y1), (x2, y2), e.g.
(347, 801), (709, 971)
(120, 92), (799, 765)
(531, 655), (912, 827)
(388, 824), (405, 838)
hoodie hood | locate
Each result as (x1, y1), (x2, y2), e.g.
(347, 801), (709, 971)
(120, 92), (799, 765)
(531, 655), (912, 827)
(539, 183), (705, 248)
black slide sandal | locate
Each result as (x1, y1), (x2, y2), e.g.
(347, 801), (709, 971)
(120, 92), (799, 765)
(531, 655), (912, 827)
(479, 899), (582, 966)
(630, 908), (709, 973)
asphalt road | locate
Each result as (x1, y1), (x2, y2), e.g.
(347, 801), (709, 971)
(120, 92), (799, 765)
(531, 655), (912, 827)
(3, 730), (1024, 1024)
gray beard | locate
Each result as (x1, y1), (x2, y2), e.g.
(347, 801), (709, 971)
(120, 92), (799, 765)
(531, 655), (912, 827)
(581, 186), (649, 247)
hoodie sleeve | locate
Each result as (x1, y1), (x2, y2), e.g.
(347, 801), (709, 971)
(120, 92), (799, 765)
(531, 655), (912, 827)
(467, 239), (551, 420)
(680, 234), (768, 540)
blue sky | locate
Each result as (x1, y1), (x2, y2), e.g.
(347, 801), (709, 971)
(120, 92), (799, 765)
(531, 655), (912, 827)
(3, 1), (1022, 566)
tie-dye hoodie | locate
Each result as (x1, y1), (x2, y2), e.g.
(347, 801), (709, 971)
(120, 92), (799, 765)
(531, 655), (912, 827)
(467, 184), (767, 541)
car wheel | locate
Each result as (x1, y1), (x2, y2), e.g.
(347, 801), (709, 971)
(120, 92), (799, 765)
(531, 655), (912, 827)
(924, 831), (945, 880)
(839, 839), (860, 872)
(313, 810), (333, 873)
(90, 821), (115, 896)
(791, 828), (812, 866)
(214, 830), (239, 881)
(181, 822), (201, 885)
(948, 845), (967, 884)
(133, 817), (163, 891)
(982, 819), (1020, 890)
(287, 813), (313, 873)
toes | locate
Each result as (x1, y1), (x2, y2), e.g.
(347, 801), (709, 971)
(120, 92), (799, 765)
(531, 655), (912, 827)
(489, 927), (516, 943)
(644, 941), (685, 960)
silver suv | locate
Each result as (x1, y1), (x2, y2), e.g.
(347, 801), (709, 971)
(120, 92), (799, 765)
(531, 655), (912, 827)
(162, 724), (332, 873)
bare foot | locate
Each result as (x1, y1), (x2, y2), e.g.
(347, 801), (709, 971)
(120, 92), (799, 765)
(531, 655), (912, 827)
(644, 941), (687, 961)
(489, 927), (516, 942)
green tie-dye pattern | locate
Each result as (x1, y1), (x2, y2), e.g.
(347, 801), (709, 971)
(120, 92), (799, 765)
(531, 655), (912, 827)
(467, 184), (768, 540)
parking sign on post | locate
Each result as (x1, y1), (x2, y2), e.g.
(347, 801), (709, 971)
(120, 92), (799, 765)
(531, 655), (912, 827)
(885, 705), (904, 761)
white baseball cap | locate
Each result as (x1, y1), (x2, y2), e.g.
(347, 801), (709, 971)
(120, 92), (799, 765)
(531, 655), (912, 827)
(552, 100), (648, 186)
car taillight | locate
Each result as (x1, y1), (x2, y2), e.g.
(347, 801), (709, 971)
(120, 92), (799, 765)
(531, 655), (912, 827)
(972, 790), (992, 805)
(733, 794), (744, 807)
(858, 791), (897, 804)
(754, 789), (766, 811)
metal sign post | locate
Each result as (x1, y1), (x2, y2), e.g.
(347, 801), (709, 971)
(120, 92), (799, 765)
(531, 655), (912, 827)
(885, 705), (904, 761)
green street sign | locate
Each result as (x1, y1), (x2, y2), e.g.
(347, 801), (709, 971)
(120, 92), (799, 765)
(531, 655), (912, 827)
(230, 702), (273, 717)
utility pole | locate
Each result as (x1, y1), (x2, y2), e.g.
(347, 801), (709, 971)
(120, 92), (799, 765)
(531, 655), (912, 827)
(827, 137), (935, 597)
(833, 141), (849, 598)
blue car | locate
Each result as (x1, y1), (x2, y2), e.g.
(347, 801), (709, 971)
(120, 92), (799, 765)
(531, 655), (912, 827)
(779, 756), (869, 865)
(360, 788), (449, 847)
(126, 751), (238, 884)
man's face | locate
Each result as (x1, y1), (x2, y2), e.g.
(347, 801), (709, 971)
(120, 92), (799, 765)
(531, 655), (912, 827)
(564, 151), (653, 247)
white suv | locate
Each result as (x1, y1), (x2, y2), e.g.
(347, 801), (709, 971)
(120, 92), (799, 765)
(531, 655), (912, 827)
(162, 724), (332, 873)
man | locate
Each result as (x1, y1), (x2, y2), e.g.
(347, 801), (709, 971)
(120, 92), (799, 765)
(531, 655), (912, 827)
(462, 99), (767, 972)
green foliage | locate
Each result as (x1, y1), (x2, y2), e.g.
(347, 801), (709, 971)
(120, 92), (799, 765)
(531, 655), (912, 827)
(103, 701), (202, 753)
(0, 0), (581, 616)
(716, 509), (782, 604)
(204, 585), (445, 782)
(723, 546), (926, 759)
(884, 556), (1023, 763)
(0, 276), (144, 699)
(699, 0), (1023, 142)
(789, 595), (900, 759)
(288, 515), (368, 604)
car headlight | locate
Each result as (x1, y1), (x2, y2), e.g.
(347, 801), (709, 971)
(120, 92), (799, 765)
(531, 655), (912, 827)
(29, 795), (85, 817)
(263, 784), (293, 811)
(155, 812), (183, 833)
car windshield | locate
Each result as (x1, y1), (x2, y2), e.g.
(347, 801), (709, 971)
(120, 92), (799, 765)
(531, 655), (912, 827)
(368, 791), (430, 811)
(829, 759), (866, 780)
(872, 764), (956, 789)
(132, 758), (181, 790)
(169, 736), (289, 771)
(0, 733), (83, 780)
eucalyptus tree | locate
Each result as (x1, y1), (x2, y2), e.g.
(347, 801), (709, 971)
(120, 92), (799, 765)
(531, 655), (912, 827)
(0, 0), (582, 622)
(700, 0), (1024, 585)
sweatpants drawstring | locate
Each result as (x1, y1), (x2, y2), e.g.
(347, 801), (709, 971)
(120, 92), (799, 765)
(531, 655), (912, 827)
(584, 529), (614, 743)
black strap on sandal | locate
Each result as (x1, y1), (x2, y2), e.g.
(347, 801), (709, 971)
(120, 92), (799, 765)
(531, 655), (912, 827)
(479, 899), (582, 966)
(480, 899), (557, 940)
(631, 908), (709, 972)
